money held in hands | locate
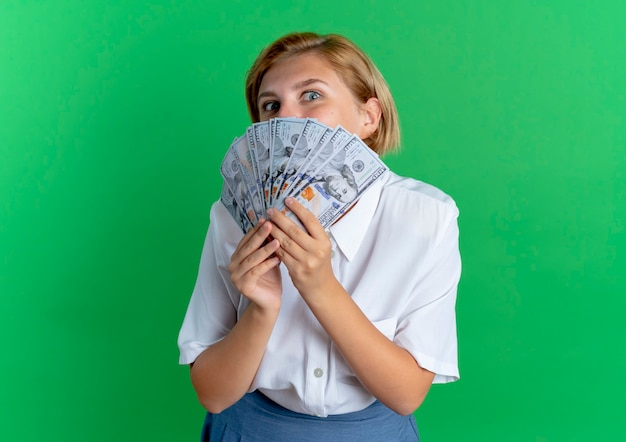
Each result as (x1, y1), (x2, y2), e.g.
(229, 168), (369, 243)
(220, 117), (389, 232)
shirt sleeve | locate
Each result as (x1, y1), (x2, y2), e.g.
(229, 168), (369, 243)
(394, 204), (462, 384)
(177, 202), (244, 365)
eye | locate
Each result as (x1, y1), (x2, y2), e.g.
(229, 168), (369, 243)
(261, 101), (280, 113)
(302, 90), (321, 101)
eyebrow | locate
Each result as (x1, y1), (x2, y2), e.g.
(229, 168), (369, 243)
(258, 78), (329, 102)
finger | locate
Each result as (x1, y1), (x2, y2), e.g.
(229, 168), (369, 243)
(230, 237), (281, 281)
(272, 242), (295, 269)
(283, 197), (327, 239)
(230, 221), (274, 276)
(240, 238), (281, 274)
(232, 219), (264, 256)
(232, 219), (272, 263)
(241, 247), (281, 280)
(266, 208), (309, 260)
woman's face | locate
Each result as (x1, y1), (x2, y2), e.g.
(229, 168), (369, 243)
(257, 53), (376, 139)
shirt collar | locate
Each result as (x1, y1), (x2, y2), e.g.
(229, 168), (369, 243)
(328, 177), (385, 261)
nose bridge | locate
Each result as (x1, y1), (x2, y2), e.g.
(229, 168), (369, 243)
(277, 99), (299, 119)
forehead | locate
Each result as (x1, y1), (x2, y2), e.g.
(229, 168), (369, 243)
(259, 53), (341, 90)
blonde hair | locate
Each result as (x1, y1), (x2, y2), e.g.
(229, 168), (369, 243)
(245, 32), (400, 155)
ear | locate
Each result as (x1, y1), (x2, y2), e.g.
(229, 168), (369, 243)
(359, 97), (382, 139)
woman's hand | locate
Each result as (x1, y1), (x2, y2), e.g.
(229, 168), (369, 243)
(228, 219), (282, 312)
(266, 197), (336, 298)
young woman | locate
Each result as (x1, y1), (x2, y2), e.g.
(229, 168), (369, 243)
(178, 32), (461, 441)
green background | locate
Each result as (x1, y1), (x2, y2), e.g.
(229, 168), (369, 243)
(1, 1), (624, 441)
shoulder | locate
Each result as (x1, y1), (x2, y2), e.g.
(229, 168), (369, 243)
(380, 171), (458, 214)
(376, 171), (459, 243)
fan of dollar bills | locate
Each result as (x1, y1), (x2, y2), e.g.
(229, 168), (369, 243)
(220, 117), (389, 232)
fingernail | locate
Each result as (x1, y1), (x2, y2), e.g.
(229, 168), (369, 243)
(285, 197), (294, 205)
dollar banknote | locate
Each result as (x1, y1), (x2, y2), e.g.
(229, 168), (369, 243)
(276, 135), (388, 229)
(220, 117), (388, 232)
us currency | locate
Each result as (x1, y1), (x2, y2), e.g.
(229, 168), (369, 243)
(219, 117), (390, 233)
(276, 125), (334, 204)
(271, 118), (327, 205)
(265, 119), (277, 208)
(268, 118), (306, 207)
(279, 135), (389, 229)
(282, 126), (352, 201)
(249, 122), (271, 209)
(224, 136), (263, 223)
(220, 180), (253, 232)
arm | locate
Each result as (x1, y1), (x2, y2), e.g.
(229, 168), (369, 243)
(267, 199), (435, 416)
(190, 220), (282, 414)
(305, 279), (435, 415)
